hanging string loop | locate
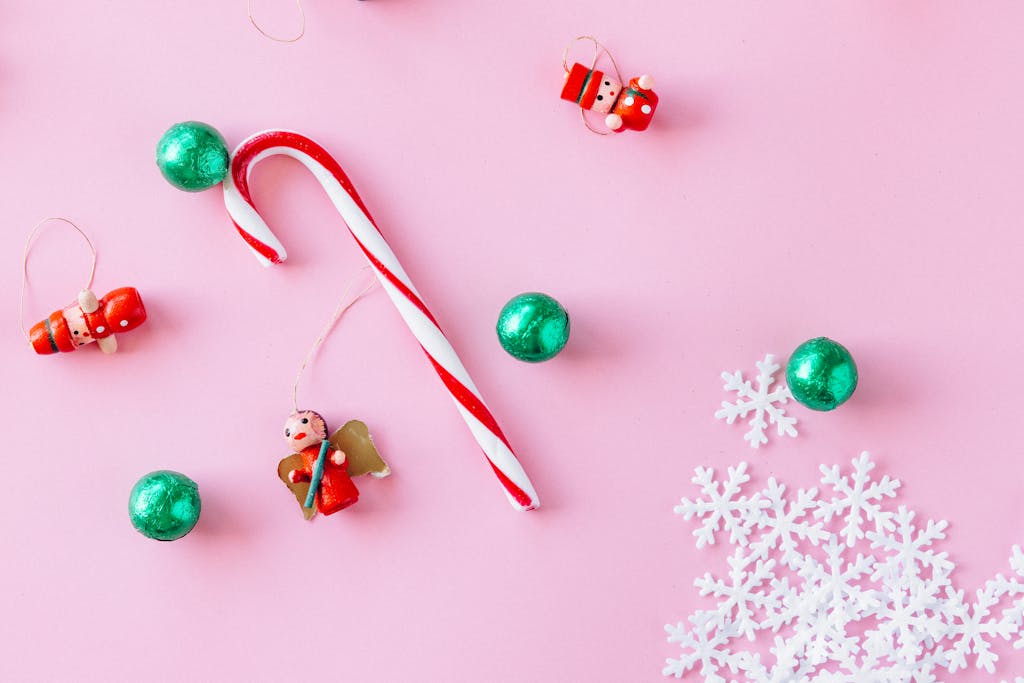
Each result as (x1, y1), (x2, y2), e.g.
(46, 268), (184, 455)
(19, 217), (98, 342)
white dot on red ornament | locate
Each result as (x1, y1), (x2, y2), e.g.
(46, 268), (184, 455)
(96, 326), (105, 333)
(624, 96), (635, 106)
(642, 104), (652, 114)
(120, 320), (128, 327)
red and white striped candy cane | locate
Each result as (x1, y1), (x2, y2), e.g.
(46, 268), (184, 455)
(223, 130), (539, 511)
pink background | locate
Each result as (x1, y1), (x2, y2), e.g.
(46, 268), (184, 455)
(1, 2), (1022, 681)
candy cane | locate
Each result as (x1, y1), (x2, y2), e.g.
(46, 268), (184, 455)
(222, 130), (539, 511)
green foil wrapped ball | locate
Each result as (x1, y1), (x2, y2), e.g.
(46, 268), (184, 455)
(497, 292), (570, 362)
(156, 121), (230, 191)
(785, 337), (858, 411)
(129, 470), (201, 541)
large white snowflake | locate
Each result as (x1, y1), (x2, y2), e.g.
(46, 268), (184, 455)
(715, 354), (798, 449)
(663, 453), (1024, 681)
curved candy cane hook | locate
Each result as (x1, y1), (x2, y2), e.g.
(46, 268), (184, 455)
(223, 130), (539, 511)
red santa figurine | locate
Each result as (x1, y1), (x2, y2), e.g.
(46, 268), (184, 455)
(29, 286), (146, 355)
(560, 63), (658, 134)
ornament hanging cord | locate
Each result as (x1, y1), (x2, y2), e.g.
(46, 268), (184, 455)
(248, 0), (305, 43)
(563, 35), (625, 135)
(18, 217), (97, 342)
(292, 266), (379, 412)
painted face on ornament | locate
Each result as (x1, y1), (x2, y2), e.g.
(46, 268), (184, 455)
(590, 76), (622, 114)
(284, 411), (328, 451)
(63, 306), (93, 347)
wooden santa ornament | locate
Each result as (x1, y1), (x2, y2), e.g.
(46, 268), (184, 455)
(29, 287), (146, 355)
(560, 37), (659, 134)
(21, 218), (147, 356)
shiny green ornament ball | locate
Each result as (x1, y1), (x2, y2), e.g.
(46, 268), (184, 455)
(156, 121), (230, 191)
(785, 337), (858, 411)
(129, 470), (201, 541)
(497, 292), (570, 362)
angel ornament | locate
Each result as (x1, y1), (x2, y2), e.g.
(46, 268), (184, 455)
(278, 411), (391, 519)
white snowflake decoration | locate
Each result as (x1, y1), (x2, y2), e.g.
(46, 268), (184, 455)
(816, 452), (901, 547)
(674, 462), (769, 549)
(664, 452), (1023, 681)
(715, 354), (797, 449)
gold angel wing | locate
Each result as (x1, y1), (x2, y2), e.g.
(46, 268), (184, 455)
(277, 453), (317, 520)
(330, 420), (391, 478)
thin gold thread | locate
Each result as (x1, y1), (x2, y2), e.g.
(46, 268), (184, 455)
(292, 267), (378, 412)
(249, 0), (306, 43)
(19, 217), (98, 343)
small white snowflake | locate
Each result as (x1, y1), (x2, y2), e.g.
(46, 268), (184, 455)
(867, 507), (952, 587)
(944, 581), (1018, 673)
(816, 451), (901, 547)
(695, 549), (779, 641)
(865, 577), (948, 666)
(674, 462), (769, 549)
(663, 611), (741, 681)
(715, 354), (798, 449)
(797, 538), (879, 621)
(790, 538), (877, 665)
(749, 478), (830, 570)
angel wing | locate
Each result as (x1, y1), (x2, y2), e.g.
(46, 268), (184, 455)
(277, 453), (317, 520)
(330, 420), (391, 478)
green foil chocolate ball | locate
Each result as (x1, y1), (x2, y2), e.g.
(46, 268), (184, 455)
(156, 121), (230, 191)
(129, 470), (201, 541)
(496, 292), (570, 362)
(785, 337), (858, 411)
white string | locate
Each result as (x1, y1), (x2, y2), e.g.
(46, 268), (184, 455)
(19, 217), (98, 342)
(248, 0), (305, 43)
(292, 267), (379, 412)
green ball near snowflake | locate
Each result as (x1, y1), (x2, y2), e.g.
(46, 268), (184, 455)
(785, 337), (858, 411)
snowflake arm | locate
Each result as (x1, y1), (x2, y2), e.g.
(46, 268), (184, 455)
(998, 546), (1024, 650)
